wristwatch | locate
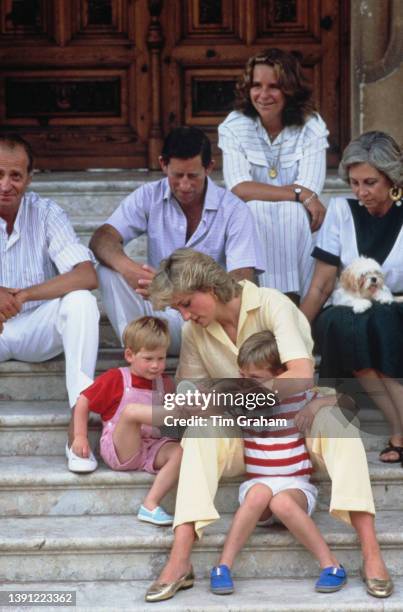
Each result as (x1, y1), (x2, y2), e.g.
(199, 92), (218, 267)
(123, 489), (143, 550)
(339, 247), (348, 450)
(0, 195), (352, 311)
(294, 187), (302, 202)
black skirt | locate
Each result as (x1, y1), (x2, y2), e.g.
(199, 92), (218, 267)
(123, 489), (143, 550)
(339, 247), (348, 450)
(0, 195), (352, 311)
(314, 301), (403, 380)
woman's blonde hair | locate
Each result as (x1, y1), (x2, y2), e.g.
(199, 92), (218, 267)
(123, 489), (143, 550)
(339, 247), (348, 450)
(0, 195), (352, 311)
(122, 316), (170, 352)
(237, 331), (282, 371)
(149, 248), (241, 310)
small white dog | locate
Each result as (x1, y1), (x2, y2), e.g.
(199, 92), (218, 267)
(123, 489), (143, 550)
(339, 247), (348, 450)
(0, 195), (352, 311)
(332, 256), (394, 313)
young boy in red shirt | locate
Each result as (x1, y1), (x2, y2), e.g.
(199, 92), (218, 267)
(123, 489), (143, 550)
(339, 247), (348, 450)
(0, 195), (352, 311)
(71, 316), (182, 525)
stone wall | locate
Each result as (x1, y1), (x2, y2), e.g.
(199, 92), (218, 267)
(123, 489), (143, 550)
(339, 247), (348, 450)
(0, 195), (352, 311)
(351, 0), (403, 146)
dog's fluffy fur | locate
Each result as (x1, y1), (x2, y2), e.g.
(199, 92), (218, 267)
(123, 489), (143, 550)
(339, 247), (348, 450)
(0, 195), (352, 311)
(332, 257), (394, 313)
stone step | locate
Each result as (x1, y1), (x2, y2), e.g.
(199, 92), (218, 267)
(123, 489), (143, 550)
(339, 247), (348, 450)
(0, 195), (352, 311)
(99, 314), (120, 348)
(0, 402), (100, 457)
(2, 576), (402, 611)
(0, 351), (178, 402)
(0, 510), (402, 583)
(0, 454), (401, 518)
(0, 399), (390, 457)
(31, 170), (162, 219)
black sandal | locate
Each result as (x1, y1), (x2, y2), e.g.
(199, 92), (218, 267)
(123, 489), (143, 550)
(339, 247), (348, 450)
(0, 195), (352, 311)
(379, 439), (403, 464)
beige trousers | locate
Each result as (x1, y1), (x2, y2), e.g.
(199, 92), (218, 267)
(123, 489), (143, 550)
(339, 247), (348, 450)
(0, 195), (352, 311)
(173, 402), (375, 538)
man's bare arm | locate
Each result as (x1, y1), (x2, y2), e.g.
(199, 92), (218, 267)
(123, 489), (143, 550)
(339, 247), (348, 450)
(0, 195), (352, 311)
(89, 224), (153, 290)
(89, 224), (130, 268)
(11, 261), (98, 307)
(229, 267), (256, 283)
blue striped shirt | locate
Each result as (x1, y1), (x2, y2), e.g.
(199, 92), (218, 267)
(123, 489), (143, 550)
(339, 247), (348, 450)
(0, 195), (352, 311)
(106, 176), (265, 274)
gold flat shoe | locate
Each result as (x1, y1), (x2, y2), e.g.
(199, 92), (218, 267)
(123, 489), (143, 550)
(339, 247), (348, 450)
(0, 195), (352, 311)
(360, 566), (394, 598)
(145, 567), (195, 602)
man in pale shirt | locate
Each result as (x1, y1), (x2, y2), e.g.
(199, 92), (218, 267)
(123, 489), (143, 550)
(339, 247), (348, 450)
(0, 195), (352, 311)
(90, 127), (264, 354)
(0, 134), (100, 473)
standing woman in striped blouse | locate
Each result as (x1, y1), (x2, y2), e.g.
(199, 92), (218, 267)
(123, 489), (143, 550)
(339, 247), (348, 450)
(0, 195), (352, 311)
(218, 48), (329, 302)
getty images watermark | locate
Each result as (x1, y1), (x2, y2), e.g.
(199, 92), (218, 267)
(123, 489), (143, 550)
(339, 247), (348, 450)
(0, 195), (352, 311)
(151, 376), (395, 439)
(156, 379), (287, 432)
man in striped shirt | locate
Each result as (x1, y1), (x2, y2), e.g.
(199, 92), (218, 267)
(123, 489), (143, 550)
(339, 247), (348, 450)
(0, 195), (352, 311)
(0, 134), (100, 473)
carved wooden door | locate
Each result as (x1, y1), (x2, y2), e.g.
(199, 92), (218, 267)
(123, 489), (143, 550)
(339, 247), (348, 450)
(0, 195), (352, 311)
(159, 0), (349, 167)
(0, 0), (150, 169)
(0, 0), (348, 169)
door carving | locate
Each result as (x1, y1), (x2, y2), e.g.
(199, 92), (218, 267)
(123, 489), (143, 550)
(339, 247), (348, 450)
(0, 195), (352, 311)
(0, 0), (348, 169)
(0, 0), (150, 169)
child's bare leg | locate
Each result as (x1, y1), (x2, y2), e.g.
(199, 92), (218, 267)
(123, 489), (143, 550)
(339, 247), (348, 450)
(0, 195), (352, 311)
(270, 490), (339, 568)
(219, 484), (273, 568)
(112, 403), (152, 463)
(143, 442), (183, 510)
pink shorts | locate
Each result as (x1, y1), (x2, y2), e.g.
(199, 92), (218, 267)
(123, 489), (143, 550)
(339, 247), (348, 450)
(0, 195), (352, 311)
(100, 420), (175, 474)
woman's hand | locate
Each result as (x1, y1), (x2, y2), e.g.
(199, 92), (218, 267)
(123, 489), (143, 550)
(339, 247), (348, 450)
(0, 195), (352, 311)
(294, 404), (316, 433)
(295, 394), (338, 433)
(305, 197), (326, 232)
(135, 264), (157, 300)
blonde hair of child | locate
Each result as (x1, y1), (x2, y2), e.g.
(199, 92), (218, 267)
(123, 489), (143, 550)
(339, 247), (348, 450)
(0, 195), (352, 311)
(122, 316), (170, 353)
(237, 331), (282, 372)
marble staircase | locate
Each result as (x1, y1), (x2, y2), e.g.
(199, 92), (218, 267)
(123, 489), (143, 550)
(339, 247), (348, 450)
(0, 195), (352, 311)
(1, 172), (402, 610)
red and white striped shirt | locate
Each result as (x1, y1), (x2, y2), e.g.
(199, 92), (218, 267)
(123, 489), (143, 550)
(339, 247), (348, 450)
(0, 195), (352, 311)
(242, 390), (317, 479)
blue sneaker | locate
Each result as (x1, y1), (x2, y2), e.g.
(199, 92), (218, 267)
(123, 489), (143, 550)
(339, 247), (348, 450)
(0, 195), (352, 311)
(137, 505), (173, 526)
(210, 564), (234, 595)
(315, 565), (347, 592)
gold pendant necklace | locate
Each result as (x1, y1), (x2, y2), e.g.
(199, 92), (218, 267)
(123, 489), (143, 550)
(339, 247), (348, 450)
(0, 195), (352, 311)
(267, 133), (283, 180)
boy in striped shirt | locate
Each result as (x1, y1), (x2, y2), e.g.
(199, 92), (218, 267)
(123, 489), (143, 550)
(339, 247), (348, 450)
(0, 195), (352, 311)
(210, 331), (347, 595)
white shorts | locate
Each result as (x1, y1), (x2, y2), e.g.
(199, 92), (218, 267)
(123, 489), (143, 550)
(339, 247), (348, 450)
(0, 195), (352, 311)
(239, 476), (318, 525)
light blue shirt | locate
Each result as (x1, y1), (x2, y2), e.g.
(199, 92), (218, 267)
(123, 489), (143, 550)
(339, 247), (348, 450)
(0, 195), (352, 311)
(106, 176), (264, 273)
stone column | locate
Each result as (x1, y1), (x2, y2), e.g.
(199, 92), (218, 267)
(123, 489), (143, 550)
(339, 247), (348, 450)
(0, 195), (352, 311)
(350, 0), (403, 144)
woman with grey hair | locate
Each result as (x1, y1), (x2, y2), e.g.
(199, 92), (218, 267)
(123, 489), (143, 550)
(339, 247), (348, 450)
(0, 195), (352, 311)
(145, 248), (392, 602)
(301, 131), (403, 467)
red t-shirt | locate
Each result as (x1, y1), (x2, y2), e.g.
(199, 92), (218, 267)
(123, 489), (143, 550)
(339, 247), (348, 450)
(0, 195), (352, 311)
(81, 368), (174, 421)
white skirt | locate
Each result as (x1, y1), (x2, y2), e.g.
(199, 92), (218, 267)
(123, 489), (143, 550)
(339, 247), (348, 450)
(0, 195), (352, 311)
(248, 200), (315, 297)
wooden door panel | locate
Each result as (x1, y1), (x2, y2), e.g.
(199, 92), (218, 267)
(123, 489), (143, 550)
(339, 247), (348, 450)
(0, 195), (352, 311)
(4, 70), (125, 125)
(184, 68), (240, 127)
(255, 0), (317, 40)
(0, 0), (348, 169)
(70, 0), (131, 41)
(183, 0), (243, 42)
(0, 0), (148, 169)
(1, 0), (52, 37)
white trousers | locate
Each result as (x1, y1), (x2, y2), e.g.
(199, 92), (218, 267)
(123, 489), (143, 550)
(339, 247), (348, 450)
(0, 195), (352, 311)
(247, 200), (315, 297)
(97, 265), (183, 355)
(0, 290), (99, 408)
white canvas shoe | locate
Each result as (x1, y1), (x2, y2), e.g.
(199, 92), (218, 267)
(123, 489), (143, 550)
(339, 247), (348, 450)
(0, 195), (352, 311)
(65, 443), (98, 473)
